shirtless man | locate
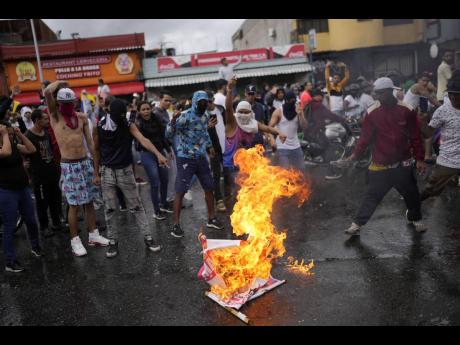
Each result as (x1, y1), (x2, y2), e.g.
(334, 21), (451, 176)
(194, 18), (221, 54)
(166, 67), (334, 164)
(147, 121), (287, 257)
(44, 81), (109, 257)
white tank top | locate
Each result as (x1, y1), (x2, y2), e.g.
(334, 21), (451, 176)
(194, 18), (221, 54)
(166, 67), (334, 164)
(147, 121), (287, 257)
(403, 88), (419, 110)
(275, 108), (300, 150)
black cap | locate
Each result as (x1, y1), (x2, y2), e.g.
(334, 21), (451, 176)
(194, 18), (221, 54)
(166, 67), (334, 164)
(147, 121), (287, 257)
(245, 85), (256, 94)
(446, 74), (460, 93)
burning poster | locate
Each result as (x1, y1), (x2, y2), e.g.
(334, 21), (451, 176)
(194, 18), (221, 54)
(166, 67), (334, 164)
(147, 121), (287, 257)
(198, 145), (313, 321)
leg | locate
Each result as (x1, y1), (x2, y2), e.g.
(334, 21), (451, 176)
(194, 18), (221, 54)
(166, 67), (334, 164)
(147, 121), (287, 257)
(276, 149), (291, 169)
(424, 138), (433, 160)
(116, 167), (151, 238)
(101, 167), (119, 241)
(291, 147), (306, 172)
(210, 155), (223, 201)
(140, 151), (161, 213)
(0, 189), (20, 264)
(47, 177), (63, 227)
(84, 202), (97, 232)
(33, 181), (49, 230)
(68, 205), (79, 238)
(116, 186), (127, 209)
(195, 157), (217, 220)
(394, 166), (422, 222)
(173, 157), (196, 225)
(353, 169), (394, 226)
(420, 164), (460, 201)
(18, 188), (40, 250)
(167, 151), (177, 202)
(158, 163), (169, 207)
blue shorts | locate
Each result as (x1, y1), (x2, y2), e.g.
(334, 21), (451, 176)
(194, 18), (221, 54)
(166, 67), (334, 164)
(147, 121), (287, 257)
(175, 156), (214, 194)
(60, 159), (99, 206)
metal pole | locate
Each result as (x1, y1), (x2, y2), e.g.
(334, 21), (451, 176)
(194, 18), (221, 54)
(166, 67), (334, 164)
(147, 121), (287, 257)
(310, 46), (315, 85)
(30, 19), (44, 84)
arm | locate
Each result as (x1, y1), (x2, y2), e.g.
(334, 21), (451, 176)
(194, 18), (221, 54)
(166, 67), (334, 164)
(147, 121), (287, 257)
(325, 63), (331, 93)
(14, 128), (36, 155)
(130, 124), (168, 167)
(44, 81), (68, 121)
(225, 78), (238, 133)
(348, 114), (373, 160)
(81, 115), (96, 164)
(92, 124), (101, 185)
(0, 126), (12, 157)
(231, 55), (243, 68)
(339, 65), (350, 88)
(258, 122), (286, 143)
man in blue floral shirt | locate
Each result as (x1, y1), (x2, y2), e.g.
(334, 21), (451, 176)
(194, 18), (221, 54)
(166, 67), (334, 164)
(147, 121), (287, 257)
(166, 91), (224, 238)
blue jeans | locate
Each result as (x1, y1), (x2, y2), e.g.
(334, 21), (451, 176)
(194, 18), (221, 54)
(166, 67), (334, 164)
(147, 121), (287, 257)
(0, 187), (40, 264)
(276, 147), (305, 172)
(140, 151), (169, 213)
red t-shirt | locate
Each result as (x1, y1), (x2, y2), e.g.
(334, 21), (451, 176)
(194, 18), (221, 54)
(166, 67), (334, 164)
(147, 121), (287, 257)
(300, 91), (312, 109)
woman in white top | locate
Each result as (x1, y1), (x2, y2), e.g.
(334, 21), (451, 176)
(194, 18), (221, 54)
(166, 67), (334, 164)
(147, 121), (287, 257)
(268, 91), (307, 171)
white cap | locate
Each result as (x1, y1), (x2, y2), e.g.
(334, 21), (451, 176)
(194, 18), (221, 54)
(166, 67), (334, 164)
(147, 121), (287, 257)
(57, 88), (76, 103)
(133, 93), (140, 98)
(373, 77), (397, 91)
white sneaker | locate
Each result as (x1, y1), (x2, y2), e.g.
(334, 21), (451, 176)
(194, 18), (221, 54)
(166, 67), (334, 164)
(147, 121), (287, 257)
(405, 210), (427, 233)
(71, 236), (87, 257)
(88, 229), (110, 247)
(413, 221), (427, 233)
(345, 222), (361, 235)
(184, 190), (193, 201)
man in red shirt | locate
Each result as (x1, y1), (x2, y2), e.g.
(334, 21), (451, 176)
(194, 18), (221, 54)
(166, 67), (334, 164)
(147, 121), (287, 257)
(343, 77), (427, 235)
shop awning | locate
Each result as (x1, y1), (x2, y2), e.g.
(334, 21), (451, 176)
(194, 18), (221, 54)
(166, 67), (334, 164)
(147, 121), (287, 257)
(14, 92), (41, 106)
(145, 62), (312, 88)
(73, 81), (145, 98)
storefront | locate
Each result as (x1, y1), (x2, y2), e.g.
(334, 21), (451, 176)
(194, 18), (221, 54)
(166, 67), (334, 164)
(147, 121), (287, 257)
(0, 33), (145, 105)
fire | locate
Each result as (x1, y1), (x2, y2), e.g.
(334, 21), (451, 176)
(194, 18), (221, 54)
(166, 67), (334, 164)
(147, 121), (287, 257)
(287, 256), (315, 275)
(208, 145), (311, 299)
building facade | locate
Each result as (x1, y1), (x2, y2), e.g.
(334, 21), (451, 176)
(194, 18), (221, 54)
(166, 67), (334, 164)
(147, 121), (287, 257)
(0, 33), (145, 105)
(233, 19), (460, 84)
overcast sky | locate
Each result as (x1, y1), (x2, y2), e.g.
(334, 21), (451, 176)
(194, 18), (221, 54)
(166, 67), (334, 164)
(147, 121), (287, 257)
(42, 19), (245, 55)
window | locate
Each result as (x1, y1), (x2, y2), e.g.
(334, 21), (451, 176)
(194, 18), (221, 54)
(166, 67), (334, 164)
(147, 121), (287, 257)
(297, 19), (329, 34)
(373, 51), (414, 79)
(383, 19), (414, 26)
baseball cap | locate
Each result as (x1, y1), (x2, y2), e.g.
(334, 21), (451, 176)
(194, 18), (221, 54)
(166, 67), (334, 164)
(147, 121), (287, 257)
(57, 88), (76, 103)
(245, 85), (256, 94)
(373, 77), (397, 91)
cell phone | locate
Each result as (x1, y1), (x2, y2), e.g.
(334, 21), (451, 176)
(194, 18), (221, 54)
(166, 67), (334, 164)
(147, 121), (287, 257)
(209, 114), (217, 121)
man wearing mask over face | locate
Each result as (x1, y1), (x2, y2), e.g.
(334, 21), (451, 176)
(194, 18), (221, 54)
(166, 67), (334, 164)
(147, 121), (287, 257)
(44, 81), (109, 257)
(343, 77), (426, 236)
(268, 91), (307, 171)
(166, 91), (224, 238)
(93, 98), (166, 258)
(224, 77), (287, 204)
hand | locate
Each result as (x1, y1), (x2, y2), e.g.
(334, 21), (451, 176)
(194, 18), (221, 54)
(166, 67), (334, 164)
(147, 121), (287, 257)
(172, 110), (182, 120)
(269, 136), (277, 153)
(13, 127), (21, 136)
(92, 174), (101, 186)
(278, 132), (287, 144)
(157, 154), (169, 168)
(11, 85), (21, 97)
(208, 147), (215, 159)
(326, 60), (332, 67)
(0, 125), (8, 136)
(416, 160), (426, 175)
(228, 76), (236, 90)
(208, 116), (217, 128)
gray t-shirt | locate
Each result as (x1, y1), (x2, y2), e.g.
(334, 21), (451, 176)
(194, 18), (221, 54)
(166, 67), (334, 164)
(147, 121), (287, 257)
(429, 102), (460, 169)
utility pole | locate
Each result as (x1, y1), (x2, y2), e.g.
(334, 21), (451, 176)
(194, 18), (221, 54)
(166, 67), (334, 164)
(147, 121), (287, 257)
(30, 19), (44, 84)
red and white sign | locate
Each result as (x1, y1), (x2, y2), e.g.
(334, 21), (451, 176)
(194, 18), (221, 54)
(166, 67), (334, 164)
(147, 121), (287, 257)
(157, 55), (192, 72)
(271, 44), (305, 59)
(42, 55), (111, 69)
(194, 48), (268, 67)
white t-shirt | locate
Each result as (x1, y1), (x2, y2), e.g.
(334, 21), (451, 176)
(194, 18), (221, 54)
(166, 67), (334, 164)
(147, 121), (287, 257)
(329, 95), (344, 113)
(344, 95), (362, 118)
(437, 61), (452, 101)
(218, 58), (242, 81)
(97, 84), (110, 96)
(209, 107), (226, 154)
(429, 102), (460, 169)
(272, 99), (284, 110)
(359, 93), (375, 114)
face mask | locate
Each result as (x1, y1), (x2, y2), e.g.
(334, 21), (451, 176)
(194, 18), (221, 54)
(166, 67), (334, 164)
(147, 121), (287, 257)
(59, 103), (79, 129)
(235, 111), (258, 133)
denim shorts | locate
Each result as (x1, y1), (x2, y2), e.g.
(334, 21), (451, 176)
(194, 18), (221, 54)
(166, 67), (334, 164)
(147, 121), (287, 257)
(175, 156), (214, 194)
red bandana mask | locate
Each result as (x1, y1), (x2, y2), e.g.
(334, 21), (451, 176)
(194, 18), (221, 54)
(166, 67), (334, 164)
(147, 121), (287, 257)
(59, 103), (79, 129)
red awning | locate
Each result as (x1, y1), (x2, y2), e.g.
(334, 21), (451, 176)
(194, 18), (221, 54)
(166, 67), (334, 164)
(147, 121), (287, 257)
(14, 92), (41, 106)
(73, 81), (144, 98)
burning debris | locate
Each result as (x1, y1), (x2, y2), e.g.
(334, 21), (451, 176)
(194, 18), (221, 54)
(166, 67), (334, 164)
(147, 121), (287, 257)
(286, 256), (315, 276)
(198, 145), (313, 323)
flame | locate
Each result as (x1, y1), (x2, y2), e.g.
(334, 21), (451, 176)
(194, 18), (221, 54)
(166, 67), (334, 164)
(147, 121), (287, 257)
(286, 256), (315, 275)
(208, 145), (311, 299)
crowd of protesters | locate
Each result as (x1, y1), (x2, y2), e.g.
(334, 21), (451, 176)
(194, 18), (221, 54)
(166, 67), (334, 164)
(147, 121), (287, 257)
(0, 48), (459, 273)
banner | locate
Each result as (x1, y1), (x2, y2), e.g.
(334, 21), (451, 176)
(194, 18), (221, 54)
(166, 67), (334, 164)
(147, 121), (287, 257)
(194, 48), (268, 67)
(157, 55), (192, 72)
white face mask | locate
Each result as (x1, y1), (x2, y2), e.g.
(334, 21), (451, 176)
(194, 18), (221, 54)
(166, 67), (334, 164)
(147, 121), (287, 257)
(235, 111), (258, 133)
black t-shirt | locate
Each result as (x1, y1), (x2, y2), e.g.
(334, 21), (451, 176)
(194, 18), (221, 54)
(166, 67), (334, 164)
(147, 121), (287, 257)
(97, 113), (134, 169)
(25, 130), (59, 181)
(136, 113), (171, 154)
(0, 136), (29, 190)
(251, 101), (265, 147)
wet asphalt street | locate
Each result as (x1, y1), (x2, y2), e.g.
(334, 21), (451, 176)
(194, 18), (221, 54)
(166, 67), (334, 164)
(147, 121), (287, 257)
(1, 160), (460, 326)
